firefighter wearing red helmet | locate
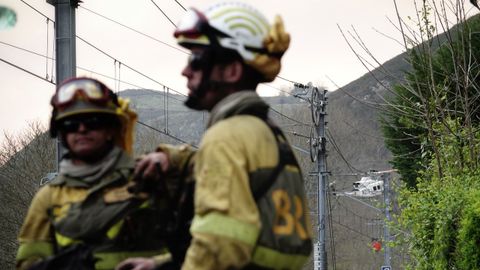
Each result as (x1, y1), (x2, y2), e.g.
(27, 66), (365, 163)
(16, 77), (170, 270)
(118, 2), (312, 270)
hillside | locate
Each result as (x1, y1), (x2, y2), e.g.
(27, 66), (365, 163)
(326, 51), (410, 174)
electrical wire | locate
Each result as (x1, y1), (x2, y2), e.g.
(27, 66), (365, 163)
(283, 130), (309, 139)
(0, 40), (186, 104)
(331, 219), (373, 241)
(0, 57), (55, 85)
(20, 0), (53, 21)
(261, 83), (293, 96)
(326, 129), (364, 173)
(173, 0), (187, 11)
(276, 75), (300, 85)
(150, 0), (177, 27)
(0, 41), (52, 60)
(23, 0), (307, 108)
(261, 82), (311, 103)
(342, 118), (420, 142)
(1, 38), (311, 152)
(77, 36), (187, 97)
(21, 0), (304, 99)
(269, 107), (309, 126)
(137, 121), (196, 147)
(327, 187), (337, 269)
(79, 6), (188, 55)
(0, 56), (193, 147)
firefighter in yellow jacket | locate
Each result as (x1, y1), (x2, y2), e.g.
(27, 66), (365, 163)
(117, 2), (313, 270)
(16, 77), (170, 270)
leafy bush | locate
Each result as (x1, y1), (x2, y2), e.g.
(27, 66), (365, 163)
(456, 189), (480, 269)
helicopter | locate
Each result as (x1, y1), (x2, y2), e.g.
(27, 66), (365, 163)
(344, 175), (384, 197)
(332, 169), (396, 198)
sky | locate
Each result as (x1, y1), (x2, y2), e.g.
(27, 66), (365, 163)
(0, 0), (473, 139)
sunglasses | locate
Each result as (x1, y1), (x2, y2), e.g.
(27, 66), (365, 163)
(187, 51), (210, 71)
(58, 116), (110, 133)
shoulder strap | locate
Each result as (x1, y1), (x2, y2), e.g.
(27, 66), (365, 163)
(250, 118), (299, 201)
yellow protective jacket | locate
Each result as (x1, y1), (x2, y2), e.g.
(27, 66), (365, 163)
(161, 91), (312, 270)
(16, 149), (168, 270)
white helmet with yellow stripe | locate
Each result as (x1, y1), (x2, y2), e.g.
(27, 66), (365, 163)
(174, 1), (290, 82)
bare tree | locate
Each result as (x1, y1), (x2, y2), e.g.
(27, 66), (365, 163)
(0, 122), (55, 269)
(339, 0), (480, 182)
(329, 1), (480, 268)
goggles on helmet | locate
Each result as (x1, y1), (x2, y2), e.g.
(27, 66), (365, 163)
(174, 8), (210, 39)
(52, 78), (111, 109)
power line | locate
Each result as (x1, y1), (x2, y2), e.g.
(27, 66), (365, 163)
(74, 28), (193, 144)
(284, 130), (309, 139)
(261, 82), (293, 96)
(325, 75), (387, 110)
(20, 0), (303, 93)
(0, 40), (53, 60)
(20, 0), (53, 21)
(270, 107), (309, 126)
(20, 1), (187, 56)
(331, 219), (373, 241)
(326, 190), (337, 270)
(326, 129), (364, 174)
(15, 1), (311, 149)
(173, 0), (187, 11)
(78, 66), (186, 104)
(0, 40), (187, 104)
(79, 6), (187, 55)
(332, 198), (381, 240)
(137, 121), (196, 147)
(76, 36), (187, 97)
(261, 82), (310, 103)
(1, 54), (194, 146)
(150, 0), (177, 28)
(21, 0), (304, 100)
(276, 75), (300, 85)
(0, 57), (55, 85)
(342, 119), (418, 142)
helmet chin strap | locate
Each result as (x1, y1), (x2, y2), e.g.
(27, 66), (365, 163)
(184, 48), (234, 110)
(184, 25), (237, 110)
(184, 70), (212, 110)
(184, 80), (234, 110)
(184, 47), (214, 110)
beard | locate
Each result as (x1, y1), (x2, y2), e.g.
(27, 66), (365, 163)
(184, 94), (203, 110)
(184, 80), (232, 111)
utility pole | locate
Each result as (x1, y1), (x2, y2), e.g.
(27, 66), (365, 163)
(47, 0), (78, 171)
(303, 82), (328, 270)
(335, 170), (395, 269)
(383, 173), (392, 268)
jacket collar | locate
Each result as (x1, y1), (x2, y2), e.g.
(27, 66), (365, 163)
(50, 148), (134, 188)
(207, 91), (270, 128)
